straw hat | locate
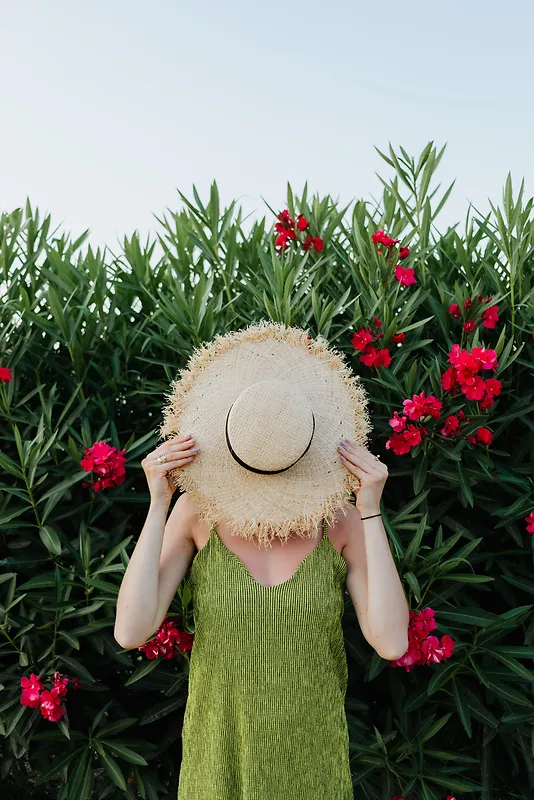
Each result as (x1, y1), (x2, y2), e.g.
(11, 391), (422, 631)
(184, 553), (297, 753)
(158, 320), (372, 546)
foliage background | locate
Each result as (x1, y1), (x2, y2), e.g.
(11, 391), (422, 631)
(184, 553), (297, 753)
(1, 142), (534, 800)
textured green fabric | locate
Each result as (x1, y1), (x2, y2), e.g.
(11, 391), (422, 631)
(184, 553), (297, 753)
(178, 518), (353, 799)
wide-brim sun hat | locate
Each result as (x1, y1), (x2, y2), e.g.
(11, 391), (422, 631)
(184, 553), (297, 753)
(158, 320), (372, 546)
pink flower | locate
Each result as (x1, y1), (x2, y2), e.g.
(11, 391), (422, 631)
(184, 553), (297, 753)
(402, 391), (443, 421)
(525, 512), (534, 534)
(20, 673), (44, 708)
(398, 246), (410, 260)
(39, 690), (65, 722)
(80, 441), (127, 492)
(388, 411), (407, 432)
(394, 264), (417, 287)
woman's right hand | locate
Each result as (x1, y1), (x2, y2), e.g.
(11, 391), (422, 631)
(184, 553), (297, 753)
(142, 435), (199, 507)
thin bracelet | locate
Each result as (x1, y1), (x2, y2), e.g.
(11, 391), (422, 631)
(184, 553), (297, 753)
(360, 513), (381, 521)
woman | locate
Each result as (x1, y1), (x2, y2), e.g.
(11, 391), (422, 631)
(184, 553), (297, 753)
(115, 321), (409, 800)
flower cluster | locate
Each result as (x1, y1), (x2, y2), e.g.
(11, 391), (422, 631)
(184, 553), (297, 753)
(20, 671), (80, 722)
(138, 616), (194, 660)
(449, 294), (499, 333)
(274, 209), (324, 253)
(385, 391), (440, 455)
(441, 344), (501, 408)
(390, 608), (455, 672)
(80, 440), (127, 492)
(350, 315), (404, 369)
(0, 366), (12, 382)
(372, 229), (415, 286)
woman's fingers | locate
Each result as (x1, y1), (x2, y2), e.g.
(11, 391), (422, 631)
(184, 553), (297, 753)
(339, 441), (387, 473)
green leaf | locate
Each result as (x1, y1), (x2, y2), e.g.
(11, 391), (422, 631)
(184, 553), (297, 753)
(94, 742), (127, 790)
(484, 649), (534, 682)
(97, 717), (138, 738)
(124, 658), (159, 685)
(34, 747), (84, 786)
(59, 655), (96, 683)
(451, 677), (472, 737)
(437, 607), (499, 627)
(39, 525), (62, 556)
(103, 740), (148, 765)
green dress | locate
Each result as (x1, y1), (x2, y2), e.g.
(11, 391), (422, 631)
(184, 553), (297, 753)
(178, 518), (353, 799)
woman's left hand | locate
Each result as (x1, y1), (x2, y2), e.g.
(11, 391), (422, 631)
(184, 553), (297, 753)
(338, 439), (388, 516)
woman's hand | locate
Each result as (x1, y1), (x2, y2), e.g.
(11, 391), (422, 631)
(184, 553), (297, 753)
(338, 439), (388, 516)
(142, 434), (200, 507)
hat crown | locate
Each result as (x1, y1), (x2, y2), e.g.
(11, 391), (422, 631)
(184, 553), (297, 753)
(226, 379), (314, 472)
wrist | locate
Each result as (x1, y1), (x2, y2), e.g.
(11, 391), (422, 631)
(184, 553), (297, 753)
(358, 507), (381, 519)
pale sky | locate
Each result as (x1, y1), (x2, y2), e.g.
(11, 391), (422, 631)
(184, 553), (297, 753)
(1, 0), (533, 251)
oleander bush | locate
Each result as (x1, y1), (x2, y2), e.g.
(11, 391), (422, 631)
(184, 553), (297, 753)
(1, 142), (534, 800)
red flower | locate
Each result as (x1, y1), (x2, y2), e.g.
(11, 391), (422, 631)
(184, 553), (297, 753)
(385, 424), (427, 455)
(398, 246), (410, 260)
(20, 673), (44, 708)
(39, 689), (65, 722)
(390, 608), (455, 672)
(481, 304), (499, 329)
(296, 214), (309, 231)
(449, 303), (461, 318)
(359, 345), (391, 369)
(441, 415), (459, 437)
(440, 367), (458, 392)
(80, 441), (126, 492)
(420, 634), (455, 664)
(463, 320), (476, 333)
(464, 297), (472, 309)
(350, 328), (374, 352)
(525, 512), (534, 534)
(467, 426), (493, 446)
(394, 264), (417, 287)
(462, 375), (487, 401)
(303, 234), (324, 252)
(392, 332), (406, 344)
(373, 316), (382, 329)
(277, 209), (294, 228)
(139, 616), (194, 660)
(51, 671), (69, 698)
(402, 391), (443, 421)
(372, 229), (400, 248)
(0, 366), (12, 382)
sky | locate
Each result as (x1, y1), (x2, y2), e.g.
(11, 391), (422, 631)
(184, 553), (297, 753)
(1, 0), (533, 252)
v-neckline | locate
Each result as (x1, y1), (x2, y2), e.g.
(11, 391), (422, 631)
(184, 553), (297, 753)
(211, 522), (327, 591)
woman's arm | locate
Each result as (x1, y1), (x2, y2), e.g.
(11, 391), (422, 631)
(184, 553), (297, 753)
(338, 439), (410, 661)
(114, 492), (197, 649)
